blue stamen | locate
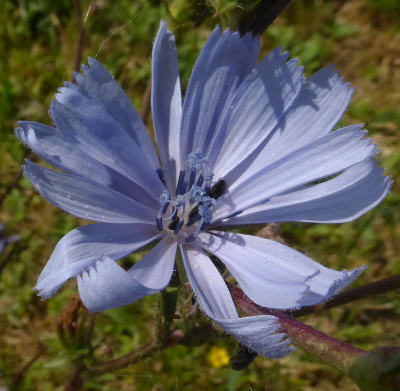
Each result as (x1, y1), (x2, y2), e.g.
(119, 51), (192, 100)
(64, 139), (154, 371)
(200, 221), (208, 231)
(196, 175), (204, 187)
(204, 173), (213, 185)
(176, 170), (186, 195)
(156, 168), (167, 186)
(159, 190), (170, 203)
(161, 202), (169, 214)
(155, 152), (222, 240)
(156, 216), (163, 231)
(189, 186), (205, 204)
(169, 194), (185, 221)
(197, 196), (216, 228)
(158, 191), (171, 215)
(174, 219), (184, 234)
(156, 191), (173, 232)
(170, 208), (178, 220)
(188, 168), (196, 189)
(174, 194), (185, 209)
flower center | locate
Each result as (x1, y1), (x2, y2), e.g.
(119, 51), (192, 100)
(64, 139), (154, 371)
(155, 151), (225, 243)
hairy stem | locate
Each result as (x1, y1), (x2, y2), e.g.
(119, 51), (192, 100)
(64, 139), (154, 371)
(90, 343), (162, 377)
(88, 330), (184, 377)
(229, 284), (365, 372)
(11, 343), (47, 387)
(72, 0), (85, 75)
(64, 365), (86, 391)
(140, 78), (152, 125)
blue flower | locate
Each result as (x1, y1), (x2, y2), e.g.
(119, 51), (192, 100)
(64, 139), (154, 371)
(16, 21), (390, 358)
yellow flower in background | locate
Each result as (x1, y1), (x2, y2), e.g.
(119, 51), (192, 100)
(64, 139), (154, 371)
(208, 346), (230, 368)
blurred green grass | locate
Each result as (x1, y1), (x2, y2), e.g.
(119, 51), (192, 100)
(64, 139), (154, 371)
(0, 0), (399, 390)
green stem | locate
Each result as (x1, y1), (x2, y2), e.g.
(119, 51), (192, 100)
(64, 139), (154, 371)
(175, 251), (188, 284)
(157, 284), (180, 343)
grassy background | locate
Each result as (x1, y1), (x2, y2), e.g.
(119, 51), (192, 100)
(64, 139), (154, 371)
(0, 0), (399, 390)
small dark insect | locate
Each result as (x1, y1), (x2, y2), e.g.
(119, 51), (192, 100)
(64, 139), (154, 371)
(230, 344), (258, 371)
(209, 254), (225, 274)
(188, 206), (200, 223)
(168, 217), (179, 231)
(208, 179), (226, 200)
(186, 180), (226, 226)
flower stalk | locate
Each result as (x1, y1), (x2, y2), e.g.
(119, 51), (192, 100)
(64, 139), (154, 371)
(228, 283), (365, 372)
(89, 342), (164, 377)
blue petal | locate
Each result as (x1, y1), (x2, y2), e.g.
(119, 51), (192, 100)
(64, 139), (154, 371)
(152, 20), (183, 192)
(24, 160), (156, 224)
(213, 125), (376, 221)
(180, 244), (294, 358)
(217, 159), (391, 225)
(52, 89), (163, 200)
(221, 65), (355, 190)
(16, 122), (158, 208)
(263, 65), (354, 162)
(199, 231), (365, 308)
(196, 232), (311, 309)
(180, 26), (260, 162)
(218, 317), (294, 359)
(78, 238), (177, 312)
(36, 223), (160, 299)
(74, 57), (160, 171)
(210, 49), (303, 177)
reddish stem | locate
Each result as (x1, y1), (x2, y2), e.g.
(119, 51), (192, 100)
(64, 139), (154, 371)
(229, 284), (365, 372)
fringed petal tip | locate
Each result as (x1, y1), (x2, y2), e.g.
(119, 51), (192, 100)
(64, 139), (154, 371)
(15, 121), (38, 145)
(216, 315), (295, 359)
(219, 25), (261, 44)
(267, 344), (296, 359)
(34, 285), (54, 301)
(84, 57), (107, 76)
(77, 256), (143, 312)
(78, 239), (177, 312)
(14, 126), (25, 143)
(72, 70), (83, 85)
(35, 254), (143, 312)
(181, 245), (295, 359)
(325, 265), (367, 299)
(35, 256), (102, 301)
(156, 19), (176, 41)
(299, 265), (367, 308)
(256, 337), (296, 359)
(271, 45), (286, 58)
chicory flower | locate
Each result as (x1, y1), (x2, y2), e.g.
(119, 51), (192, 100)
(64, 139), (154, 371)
(16, 21), (390, 358)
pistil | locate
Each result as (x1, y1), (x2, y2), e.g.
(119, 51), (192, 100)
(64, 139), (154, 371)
(154, 151), (225, 243)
